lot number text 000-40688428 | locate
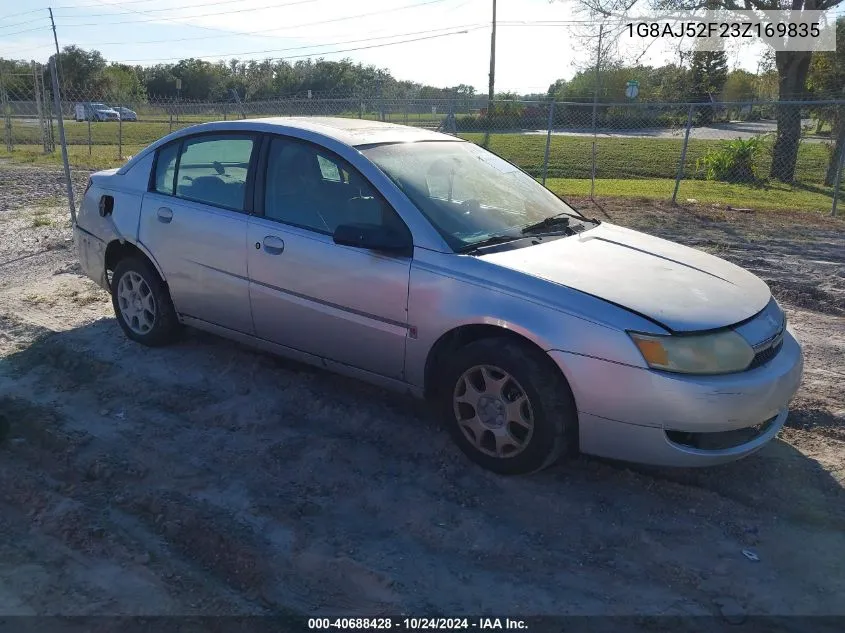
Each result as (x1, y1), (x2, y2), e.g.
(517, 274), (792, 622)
(307, 618), (528, 630)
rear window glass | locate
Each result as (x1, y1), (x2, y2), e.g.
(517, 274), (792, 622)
(174, 135), (255, 211)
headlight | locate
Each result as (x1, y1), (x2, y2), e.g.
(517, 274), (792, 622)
(628, 330), (754, 375)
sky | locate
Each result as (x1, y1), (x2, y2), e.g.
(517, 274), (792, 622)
(0, 0), (841, 94)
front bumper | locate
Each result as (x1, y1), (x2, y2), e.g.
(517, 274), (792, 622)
(549, 329), (804, 467)
(73, 225), (109, 291)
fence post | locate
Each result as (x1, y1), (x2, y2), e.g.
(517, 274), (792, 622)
(0, 69), (11, 152)
(87, 117), (91, 156)
(542, 99), (556, 186)
(49, 58), (76, 225)
(32, 61), (48, 153)
(118, 106), (123, 160)
(169, 109), (173, 133)
(672, 104), (696, 205)
(45, 88), (55, 152)
(832, 141), (845, 217)
(231, 88), (245, 119)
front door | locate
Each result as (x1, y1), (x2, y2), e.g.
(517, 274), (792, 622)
(247, 135), (412, 379)
(139, 133), (257, 334)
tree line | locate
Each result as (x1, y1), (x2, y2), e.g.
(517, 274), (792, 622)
(0, 46), (477, 103)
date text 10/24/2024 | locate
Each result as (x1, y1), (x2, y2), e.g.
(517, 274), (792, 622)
(308, 618), (528, 630)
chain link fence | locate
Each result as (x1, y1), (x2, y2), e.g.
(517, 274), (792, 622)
(1, 77), (843, 216)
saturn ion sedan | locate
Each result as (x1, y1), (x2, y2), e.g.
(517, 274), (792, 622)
(73, 117), (803, 474)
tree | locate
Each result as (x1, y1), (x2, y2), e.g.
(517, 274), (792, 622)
(139, 64), (177, 98)
(567, 0), (845, 182)
(50, 45), (107, 93)
(0, 58), (35, 99)
(689, 50), (728, 123)
(807, 17), (845, 185)
(101, 64), (146, 103)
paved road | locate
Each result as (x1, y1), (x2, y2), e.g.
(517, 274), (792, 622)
(522, 119), (827, 142)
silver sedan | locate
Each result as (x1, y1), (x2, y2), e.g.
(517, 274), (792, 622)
(73, 117), (803, 474)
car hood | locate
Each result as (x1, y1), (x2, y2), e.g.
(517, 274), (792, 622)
(478, 222), (770, 332)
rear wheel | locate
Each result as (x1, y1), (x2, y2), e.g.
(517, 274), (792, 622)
(111, 257), (179, 347)
(437, 338), (578, 474)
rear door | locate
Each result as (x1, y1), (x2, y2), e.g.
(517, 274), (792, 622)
(139, 132), (258, 334)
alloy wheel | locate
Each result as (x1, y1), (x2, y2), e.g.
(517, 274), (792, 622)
(116, 271), (156, 335)
(452, 364), (535, 458)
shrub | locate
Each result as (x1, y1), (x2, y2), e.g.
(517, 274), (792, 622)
(696, 136), (767, 184)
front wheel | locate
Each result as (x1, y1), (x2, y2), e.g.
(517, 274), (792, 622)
(111, 257), (180, 347)
(437, 338), (578, 474)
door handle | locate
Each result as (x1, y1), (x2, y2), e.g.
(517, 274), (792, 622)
(156, 207), (173, 223)
(262, 235), (285, 254)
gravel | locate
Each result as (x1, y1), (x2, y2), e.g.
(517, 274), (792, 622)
(0, 164), (843, 621)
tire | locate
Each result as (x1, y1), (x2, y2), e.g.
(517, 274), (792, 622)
(436, 337), (578, 475)
(111, 256), (180, 347)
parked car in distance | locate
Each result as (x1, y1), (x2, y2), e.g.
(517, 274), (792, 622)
(75, 102), (120, 122)
(73, 117), (803, 474)
(114, 106), (138, 122)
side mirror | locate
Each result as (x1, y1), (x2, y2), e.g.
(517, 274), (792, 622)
(98, 195), (114, 217)
(333, 223), (411, 256)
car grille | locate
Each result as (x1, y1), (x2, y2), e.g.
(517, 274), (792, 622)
(748, 337), (784, 370)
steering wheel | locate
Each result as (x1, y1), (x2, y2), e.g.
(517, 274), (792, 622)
(212, 161), (225, 176)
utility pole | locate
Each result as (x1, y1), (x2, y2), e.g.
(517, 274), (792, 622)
(487, 0), (496, 109)
(48, 7), (76, 224)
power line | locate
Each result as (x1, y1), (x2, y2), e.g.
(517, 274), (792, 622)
(80, 15), (581, 47)
(0, 8), (44, 22)
(0, 24), (52, 37)
(54, 0), (298, 18)
(57, 0), (454, 37)
(115, 24), (485, 62)
(0, 15), (49, 30)
(60, 0), (453, 40)
(0, 19), (592, 59)
(113, 27), (480, 64)
(59, 0), (320, 28)
(58, 0), (319, 25)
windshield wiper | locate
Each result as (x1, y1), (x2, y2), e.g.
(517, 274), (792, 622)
(458, 233), (526, 254)
(520, 213), (571, 235)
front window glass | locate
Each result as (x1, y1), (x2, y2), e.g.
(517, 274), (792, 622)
(263, 136), (407, 237)
(361, 141), (594, 250)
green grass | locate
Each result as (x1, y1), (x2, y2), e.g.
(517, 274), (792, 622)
(31, 212), (52, 227)
(7, 113), (438, 151)
(546, 178), (840, 213)
(3, 128), (841, 214)
(1, 144), (143, 170)
(461, 133), (832, 184)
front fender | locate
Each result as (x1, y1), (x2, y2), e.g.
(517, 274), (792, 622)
(405, 249), (663, 389)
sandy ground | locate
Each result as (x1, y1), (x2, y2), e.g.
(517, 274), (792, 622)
(0, 165), (844, 627)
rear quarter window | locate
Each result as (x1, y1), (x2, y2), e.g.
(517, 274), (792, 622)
(153, 142), (180, 195)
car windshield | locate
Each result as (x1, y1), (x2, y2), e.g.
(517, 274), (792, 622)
(360, 140), (595, 251)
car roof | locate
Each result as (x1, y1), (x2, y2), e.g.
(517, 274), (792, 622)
(118, 116), (463, 174)
(241, 116), (460, 146)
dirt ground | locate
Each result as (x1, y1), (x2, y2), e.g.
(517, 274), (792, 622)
(0, 165), (844, 626)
